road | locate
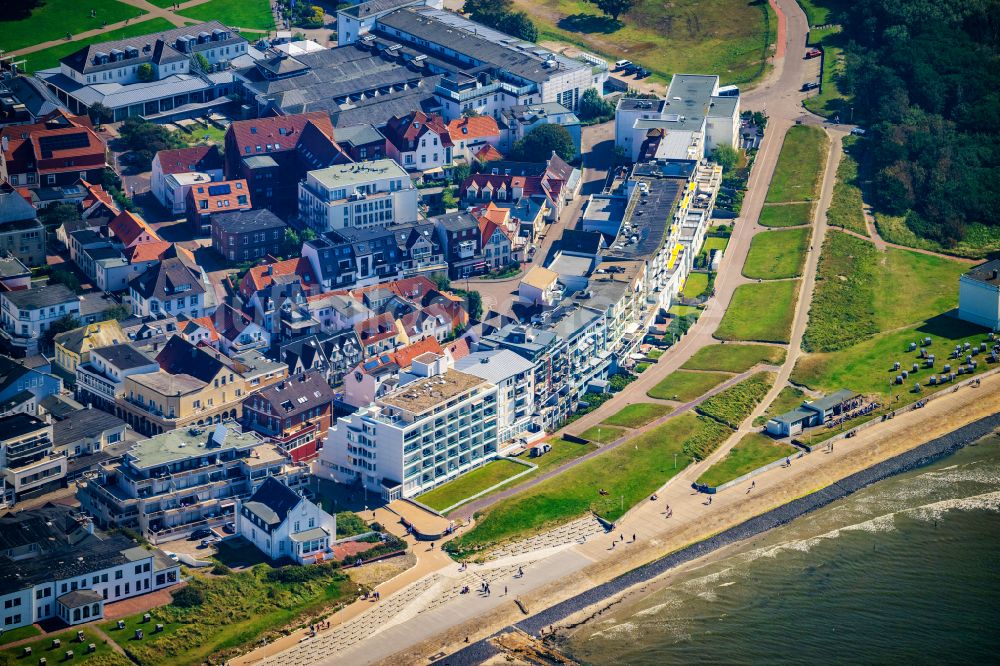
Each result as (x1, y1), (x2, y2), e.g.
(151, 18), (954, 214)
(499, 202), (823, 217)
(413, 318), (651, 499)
(235, 1), (838, 664)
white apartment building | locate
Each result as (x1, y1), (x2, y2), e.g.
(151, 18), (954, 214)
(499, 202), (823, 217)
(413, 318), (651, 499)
(236, 477), (337, 564)
(0, 506), (179, 631)
(298, 160), (418, 233)
(1, 414), (66, 507)
(76, 344), (160, 413)
(315, 355), (499, 500)
(77, 423), (310, 543)
(0, 284), (81, 357)
(454, 350), (534, 451)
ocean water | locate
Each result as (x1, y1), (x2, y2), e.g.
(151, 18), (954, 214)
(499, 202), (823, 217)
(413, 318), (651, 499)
(564, 433), (1000, 665)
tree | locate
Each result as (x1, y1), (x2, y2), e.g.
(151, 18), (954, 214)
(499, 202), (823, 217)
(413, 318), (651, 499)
(87, 102), (113, 125)
(463, 0), (536, 42)
(450, 163), (471, 184)
(5, 0), (43, 20)
(38, 202), (79, 229)
(586, 0), (636, 21)
(711, 144), (740, 172)
(49, 269), (81, 293)
(462, 108), (481, 117)
(511, 124), (576, 162)
(578, 88), (614, 121)
(137, 63), (154, 81)
(102, 304), (131, 321)
(119, 117), (185, 170)
(465, 289), (483, 321)
(191, 54), (209, 74)
(498, 11), (537, 41)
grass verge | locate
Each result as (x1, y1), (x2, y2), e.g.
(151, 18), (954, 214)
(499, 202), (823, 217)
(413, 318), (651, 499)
(18, 18), (177, 72)
(696, 371), (775, 428)
(446, 413), (732, 558)
(1, 0), (144, 52)
(682, 272), (710, 299)
(803, 27), (848, 119)
(601, 403), (673, 428)
(742, 227), (812, 280)
(716, 281), (800, 344)
(0, 624), (42, 646)
(759, 202), (813, 228)
(696, 433), (798, 487)
(647, 370), (733, 402)
(1, 628), (129, 665)
(682, 343), (786, 373)
(579, 425), (627, 443)
(178, 0), (274, 30)
(765, 125), (829, 204)
(417, 459), (529, 512)
(826, 136), (867, 235)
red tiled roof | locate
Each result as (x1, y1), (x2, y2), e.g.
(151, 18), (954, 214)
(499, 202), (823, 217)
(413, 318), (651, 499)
(183, 316), (220, 342)
(461, 173), (543, 199)
(154, 145), (223, 176)
(226, 112), (343, 157)
(447, 116), (501, 142)
(474, 144), (504, 162)
(124, 240), (172, 263)
(79, 179), (117, 212)
(391, 337), (443, 369)
(445, 337), (471, 362)
(383, 111), (453, 150)
(187, 179), (251, 214)
(1, 113), (105, 177)
(240, 257), (317, 299)
(354, 312), (398, 345)
(109, 211), (160, 247)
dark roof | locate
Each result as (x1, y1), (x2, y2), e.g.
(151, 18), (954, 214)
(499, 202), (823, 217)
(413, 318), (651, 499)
(155, 336), (225, 384)
(0, 355), (33, 393)
(129, 257), (205, 301)
(155, 145), (223, 176)
(340, 0), (421, 18)
(91, 344), (157, 370)
(212, 207), (287, 235)
(0, 182), (39, 224)
(0, 389), (36, 414)
(1, 284), (77, 311)
(0, 412), (48, 439)
(0, 505), (84, 552)
(334, 123), (386, 148)
(963, 259), (1000, 287)
(0, 532), (138, 596)
(59, 589), (104, 607)
(52, 408), (125, 447)
(434, 211), (478, 233)
(248, 371), (335, 420)
(243, 477), (302, 526)
(560, 229), (604, 256)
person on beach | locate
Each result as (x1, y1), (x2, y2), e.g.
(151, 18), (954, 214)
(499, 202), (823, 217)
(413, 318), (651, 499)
(707, 496), (713, 505)
(786, 457), (791, 467)
(632, 533), (636, 542)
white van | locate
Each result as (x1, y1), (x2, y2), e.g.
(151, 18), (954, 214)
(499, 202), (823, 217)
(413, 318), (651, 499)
(614, 59), (632, 71)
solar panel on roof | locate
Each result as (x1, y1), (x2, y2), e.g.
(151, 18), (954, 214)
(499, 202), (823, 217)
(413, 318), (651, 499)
(207, 184), (232, 196)
(37, 132), (89, 158)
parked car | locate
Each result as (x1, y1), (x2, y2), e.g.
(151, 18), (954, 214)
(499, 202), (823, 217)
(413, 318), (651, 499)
(850, 127), (867, 136)
(623, 64), (638, 76)
(614, 59), (632, 71)
(801, 81), (820, 91)
(223, 522), (236, 534)
(164, 552), (179, 562)
(805, 49), (822, 59)
(200, 536), (221, 547)
(189, 527), (212, 540)
(636, 68), (651, 79)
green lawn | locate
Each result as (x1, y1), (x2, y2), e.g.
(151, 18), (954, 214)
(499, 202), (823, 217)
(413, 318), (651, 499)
(754, 385), (807, 426)
(175, 122), (227, 147)
(798, 0), (850, 26)
(0, 624), (42, 646)
(826, 136), (867, 235)
(529, 0), (775, 86)
(696, 433), (798, 487)
(702, 235), (730, 255)
(647, 349), (664, 360)
(669, 304), (703, 318)
(803, 27), (849, 119)
(1, 628), (129, 666)
(146, 0), (183, 7)
(742, 227), (812, 280)
(765, 125), (829, 204)
(682, 343), (786, 373)
(0, 0), (144, 52)
(179, 0), (274, 31)
(792, 318), (991, 404)
(447, 413), (732, 558)
(579, 424), (626, 443)
(19, 18), (177, 72)
(417, 459), (530, 512)
(873, 247), (968, 332)
(512, 438), (596, 473)
(716, 280), (800, 344)
(874, 213), (1000, 260)
(601, 402), (673, 428)
(105, 564), (357, 665)
(647, 370), (733, 402)
(759, 203), (813, 228)
(696, 371), (774, 428)
(682, 272), (710, 299)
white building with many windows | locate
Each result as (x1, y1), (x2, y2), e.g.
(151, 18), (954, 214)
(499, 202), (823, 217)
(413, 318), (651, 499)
(454, 350), (534, 451)
(0, 284), (81, 357)
(298, 160), (417, 233)
(315, 354), (499, 500)
(235, 477), (336, 564)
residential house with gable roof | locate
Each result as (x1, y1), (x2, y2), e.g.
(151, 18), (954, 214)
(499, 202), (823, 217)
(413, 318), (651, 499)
(447, 115), (501, 163)
(151, 145), (224, 213)
(128, 256), (206, 319)
(186, 178), (251, 234)
(381, 111), (453, 173)
(236, 476), (336, 563)
(108, 210), (161, 248)
(239, 257), (318, 304)
(0, 182), (46, 267)
(53, 319), (126, 374)
(241, 371), (336, 461)
(0, 110), (107, 189)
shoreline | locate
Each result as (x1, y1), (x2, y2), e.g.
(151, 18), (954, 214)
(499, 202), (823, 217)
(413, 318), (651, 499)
(438, 410), (1000, 665)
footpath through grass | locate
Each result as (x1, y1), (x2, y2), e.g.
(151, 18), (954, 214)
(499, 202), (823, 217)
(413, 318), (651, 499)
(528, 0), (774, 86)
(417, 459), (529, 512)
(447, 413), (732, 558)
(742, 227), (812, 280)
(759, 203), (813, 228)
(765, 125), (829, 204)
(105, 564), (357, 665)
(696, 371), (775, 428)
(601, 402), (673, 428)
(647, 370), (732, 402)
(18, 18), (177, 72)
(179, 0), (275, 30)
(826, 136), (867, 235)
(0, 0), (143, 52)
(682, 343), (785, 373)
(716, 281), (800, 344)
(697, 433), (798, 488)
